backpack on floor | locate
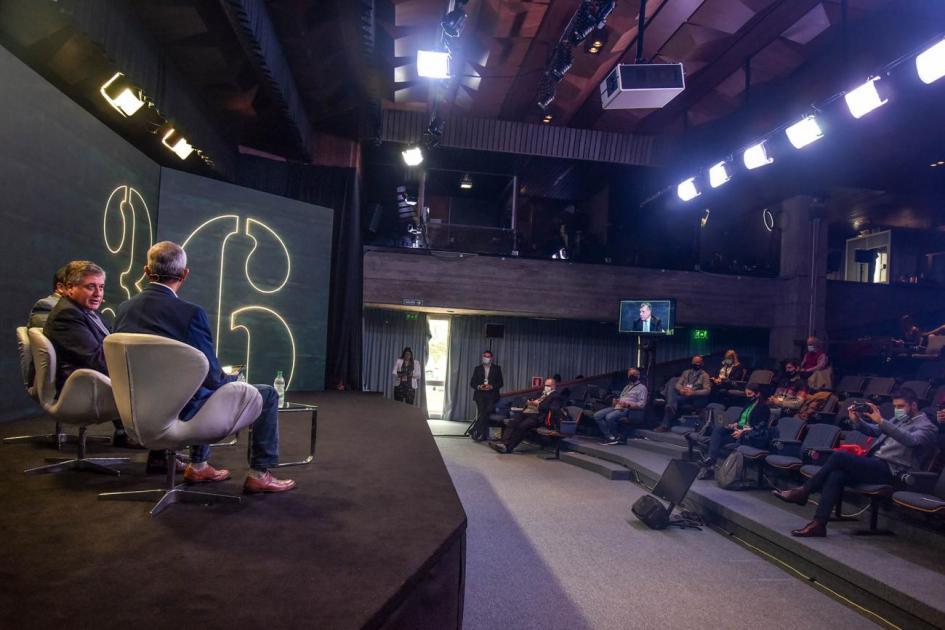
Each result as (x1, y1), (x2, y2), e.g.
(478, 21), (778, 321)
(716, 451), (746, 490)
(631, 494), (670, 530)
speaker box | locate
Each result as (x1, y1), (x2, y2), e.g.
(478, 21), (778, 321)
(485, 324), (504, 339)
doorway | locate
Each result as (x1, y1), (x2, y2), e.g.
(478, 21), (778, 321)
(425, 317), (450, 418)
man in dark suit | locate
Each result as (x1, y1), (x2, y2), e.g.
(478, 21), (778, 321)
(631, 302), (663, 333)
(114, 241), (295, 494)
(490, 377), (562, 453)
(469, 350), (503, 441)
(28, 264), (67, 329)
(43, 260), (128, 443)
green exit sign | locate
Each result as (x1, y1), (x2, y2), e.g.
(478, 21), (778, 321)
(405, 312), (419, 321)
(691, 329), (709, 340)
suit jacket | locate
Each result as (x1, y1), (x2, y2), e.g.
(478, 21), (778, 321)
(114, 283), (234, 420)
(860, 412), (937, 475)
(470, 364), (503, 400)
(529, 389), (564, 426)
(29, 293), (60, 329)
(632, 316), (663, 332)
(43, 296), (110, 393)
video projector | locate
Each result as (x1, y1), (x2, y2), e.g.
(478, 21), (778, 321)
(600, 63), (685, 109)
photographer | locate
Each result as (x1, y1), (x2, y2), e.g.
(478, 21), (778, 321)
(773, 389), (936, 537)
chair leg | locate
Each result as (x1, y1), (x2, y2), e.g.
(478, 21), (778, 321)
(853, 497), (895, 536)
(24, 426), (128, 475)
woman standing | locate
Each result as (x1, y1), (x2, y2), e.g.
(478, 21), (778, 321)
(392, 347), (421, 405)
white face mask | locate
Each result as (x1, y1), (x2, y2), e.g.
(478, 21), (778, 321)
(807, 345), (816, 352)
(482, 357), (491, 365)
(543, 386), (553, 394)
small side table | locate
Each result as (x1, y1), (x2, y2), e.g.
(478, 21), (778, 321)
(247, 401), (318, 468)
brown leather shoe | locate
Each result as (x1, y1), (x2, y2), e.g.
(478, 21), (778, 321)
(244, 471), (296, 494)
(183, 463), (231, 483)
(791, 520), (827, 537)
(772, 487), (809, 507)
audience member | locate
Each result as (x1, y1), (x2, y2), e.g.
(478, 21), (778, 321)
(773, 389), (936, 537)
(114, 241), (295, 494)
(489, 377), (561, 454)
(594, 367), (647, 445)
(28, 264), (67, 329)
(468, 350), (503, 442)
(713, 349), (747, 388)
(768, 360), (808, 414)
(392, 346), (420, 405)
(656, 355), (711, 432)
(697, 383), (771, 479)
(799, 336), (831, 391)
(43, 260), (129, 445)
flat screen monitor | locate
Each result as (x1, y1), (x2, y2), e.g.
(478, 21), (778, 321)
(651, 459), (700, 506)
(618, 299), (676, 335)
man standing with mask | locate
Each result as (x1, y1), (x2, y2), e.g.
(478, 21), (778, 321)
(469, 350), (503, 441)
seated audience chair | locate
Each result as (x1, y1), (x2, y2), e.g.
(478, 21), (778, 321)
(765, 423), (839, 475)
(899, 380), (931, 404)
(799, 430), (871, 521)
(24, 328), (128, 475)
(863, 377), (896, 401)
(915, 335), (945, 360)
(892, 467), (945, 517)
(836, 375), (867, 399)
(98, 333), (262, 516)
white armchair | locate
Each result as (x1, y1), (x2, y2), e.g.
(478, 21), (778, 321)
(98, 333), (262, 516)
(24, 328), (128, 475)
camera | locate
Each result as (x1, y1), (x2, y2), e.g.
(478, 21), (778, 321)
(853, 402), (872, 414)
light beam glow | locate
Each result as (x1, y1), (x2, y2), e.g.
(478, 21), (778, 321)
(916, 38), (945, 84)
(677, 177), (700, 202)
(743, 142), (774, 170)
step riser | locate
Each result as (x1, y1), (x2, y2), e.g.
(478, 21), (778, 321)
(559, 453), (631, 480)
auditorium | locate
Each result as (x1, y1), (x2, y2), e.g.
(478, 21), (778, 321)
(3, 1), (945, 628)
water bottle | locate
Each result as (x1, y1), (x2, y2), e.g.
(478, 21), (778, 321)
(273, 370), (286, 408)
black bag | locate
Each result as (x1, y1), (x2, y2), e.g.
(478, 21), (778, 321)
(631, 494), (670, 530)
(716, 450), (746, 490)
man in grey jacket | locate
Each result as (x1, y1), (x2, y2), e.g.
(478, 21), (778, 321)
(774, 388), (936, 537)
(27, 264), (67, 328)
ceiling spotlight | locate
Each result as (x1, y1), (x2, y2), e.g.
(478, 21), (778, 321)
(402, 146), (424, 166)
(542, 114), (553, 124)
(743, 142), (773, 169)
(549, 44), (573, 80)
(785, 115), (823, 149)
(595, 0), (616, 29)
(460, 173), (473, 190)
(708, 161), (730, 188)
(161, 128), (194, 160)
(677, 177), (700, 202)
(916, 38), (945, 84)
(441, 3), (468, 38)
(569, 1), (596, 45)
(537, 73), (556, 110)
(844, 77), (886, 118)
(100, 72), (145, 117)
(417, 50), (451, 79)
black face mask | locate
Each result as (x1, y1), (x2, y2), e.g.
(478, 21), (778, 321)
(692, 364), (702, 371)
(786, 369), (796, 376)
(628, 374), (639, 382)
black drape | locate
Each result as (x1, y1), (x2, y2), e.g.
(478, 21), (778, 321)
(236, 154), (362, 390)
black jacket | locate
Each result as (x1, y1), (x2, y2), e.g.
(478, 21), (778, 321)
(736, 399), (773, 449)
(470, 363), (503, 399)
(43, 296), (110, 393)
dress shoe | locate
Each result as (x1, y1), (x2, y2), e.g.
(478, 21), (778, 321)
(652, 426), (669, 433)
(112, 431), (146, 450)
(183, 463), (231, 483)
(791, 520), (827, 538)
(146, 451), (187, 474)
(244, 471), (296, 494)
(772, 487), (810, 507)
(488, 441), (508, 454)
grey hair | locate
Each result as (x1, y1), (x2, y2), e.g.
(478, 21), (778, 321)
(63, 261), (105, 286)
(147, 241), (187, 280)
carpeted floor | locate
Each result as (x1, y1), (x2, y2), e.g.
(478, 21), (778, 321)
(0, 394), (465, 630)
(429, 422), (880, 630)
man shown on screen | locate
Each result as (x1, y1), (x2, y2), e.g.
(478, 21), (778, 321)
(632, 302), (663, 333)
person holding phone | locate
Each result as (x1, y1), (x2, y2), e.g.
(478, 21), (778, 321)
(392, 347), (420, 405)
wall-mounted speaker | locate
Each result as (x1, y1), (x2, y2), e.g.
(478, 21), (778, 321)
(485, 323), (504, 339)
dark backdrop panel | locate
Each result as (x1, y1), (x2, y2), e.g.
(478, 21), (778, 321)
(157, 168), (332, 392)
(0, 45), (160, 422)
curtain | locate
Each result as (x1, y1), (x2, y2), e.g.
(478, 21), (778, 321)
(236, 154), (363, 390)
(362, 308), (430, 416)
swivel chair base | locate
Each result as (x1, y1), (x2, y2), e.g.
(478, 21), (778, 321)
(23, 426), (128, 475)
(98, 449), (241, 517)
(4, 421), (109, 450)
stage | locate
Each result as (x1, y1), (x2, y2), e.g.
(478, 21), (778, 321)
(0, 393), (466, 630)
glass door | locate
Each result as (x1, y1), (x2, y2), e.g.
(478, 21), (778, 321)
(425, 317), (450, 418)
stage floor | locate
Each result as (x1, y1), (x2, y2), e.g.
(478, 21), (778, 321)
(0, 393), (466, 630)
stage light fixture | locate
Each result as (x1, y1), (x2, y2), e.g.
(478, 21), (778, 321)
(785, 116), (823, 149)
(844, 77), (886, 118)
(537, 73), (556, 110)
(708, 161), (730, 188)
(402, 146), (424, 166)
(595, 1), (616, 29)
(441, 2), (468, 38)
(417, 50), (451, 79)
(569, 1), (596, 45)
(100, 72), (145, 117)
(460, 173), (473, 189)
(677, 177), (700, 202)
(161, 128), (194, 160)
(916, 38), (945, 84)
(743, 142), (774, 169)
(549, 44), (573, 81)
(542, 114), (553, 124)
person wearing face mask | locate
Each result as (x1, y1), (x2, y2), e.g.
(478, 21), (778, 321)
(594, 368), (647, 445)
(768, 360), (808, 415)
(697, 383), (771, 480)
(489, 378), (561, 454)
(656, 356), (711, 432)
(713, 349), (747, 388)
(468, 350), (503, 441)
(774, 389), (936, 537)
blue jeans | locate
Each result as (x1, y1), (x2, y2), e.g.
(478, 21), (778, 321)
(594, 407), (643, 440)
(190, 384), (280, 471)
